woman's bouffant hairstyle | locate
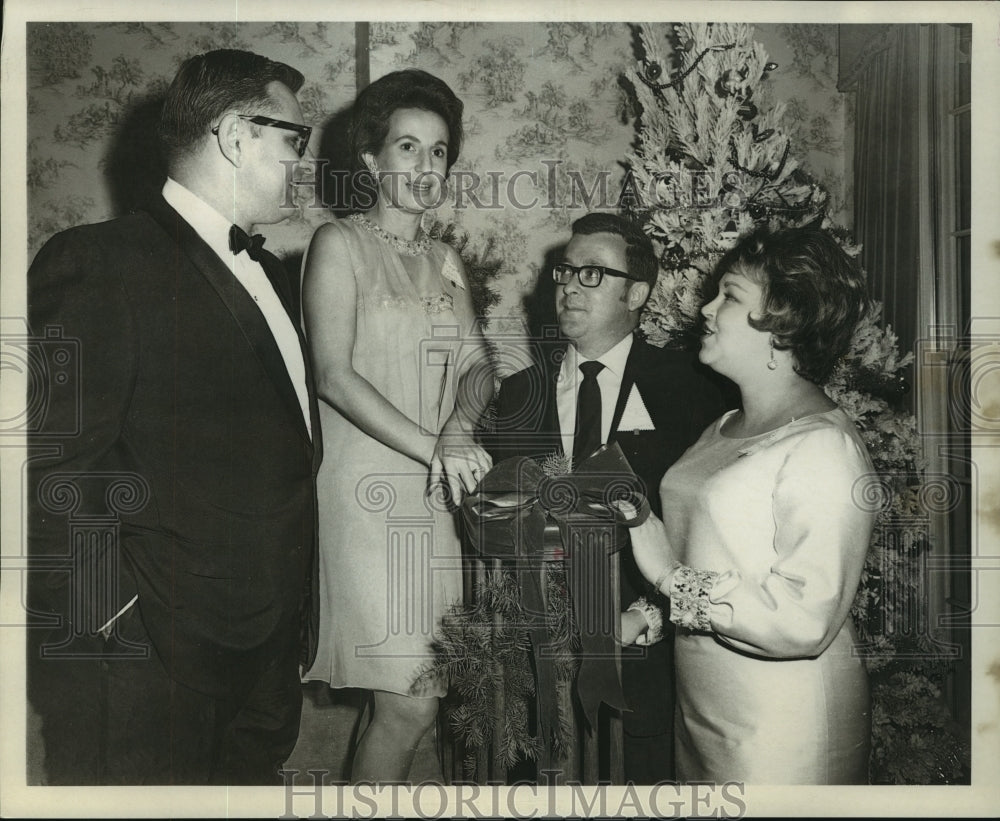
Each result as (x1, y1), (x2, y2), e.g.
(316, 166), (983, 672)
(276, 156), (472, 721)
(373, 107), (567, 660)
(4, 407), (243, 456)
(349, 69), (464, 175)
(159, 49), (304, 167)
(712, 225), (868, 385)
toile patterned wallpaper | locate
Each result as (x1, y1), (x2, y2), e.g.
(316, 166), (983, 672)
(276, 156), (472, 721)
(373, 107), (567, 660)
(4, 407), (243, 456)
(26, 21), (850, 365)
(766, 23), (854, 223)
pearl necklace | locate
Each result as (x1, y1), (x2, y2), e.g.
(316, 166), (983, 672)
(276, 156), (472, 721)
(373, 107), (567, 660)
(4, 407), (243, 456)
(349, 213), (432, 256)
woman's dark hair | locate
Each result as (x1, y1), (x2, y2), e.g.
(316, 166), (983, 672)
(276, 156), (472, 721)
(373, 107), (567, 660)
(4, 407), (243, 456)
(570, 212), (658, 288)
(159, 49), (304, 167)
(712, 225), (868, 384)
(349, 69), (464, 175)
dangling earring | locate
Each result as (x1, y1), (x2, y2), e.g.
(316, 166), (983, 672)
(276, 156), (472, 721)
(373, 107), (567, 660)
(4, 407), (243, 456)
(365, 158), (379, 179)
(767, 336), (778, 370)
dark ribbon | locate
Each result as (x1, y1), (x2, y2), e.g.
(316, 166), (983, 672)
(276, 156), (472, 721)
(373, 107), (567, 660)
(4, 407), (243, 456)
(462, 442), (650, 742)
(228, 224), (267, 262)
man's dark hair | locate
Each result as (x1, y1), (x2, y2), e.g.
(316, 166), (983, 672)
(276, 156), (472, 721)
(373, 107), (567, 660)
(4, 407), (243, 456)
(159, 49), (304, 166)
(570, 212), (658, 288)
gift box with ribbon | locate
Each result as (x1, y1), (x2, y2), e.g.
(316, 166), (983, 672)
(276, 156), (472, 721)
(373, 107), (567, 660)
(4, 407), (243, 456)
(461, 441), (650, 748)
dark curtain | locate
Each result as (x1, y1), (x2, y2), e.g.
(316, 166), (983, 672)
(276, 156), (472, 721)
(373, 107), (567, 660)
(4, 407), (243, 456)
(853, 25), (930, 362)
(848, 23), (972, 742)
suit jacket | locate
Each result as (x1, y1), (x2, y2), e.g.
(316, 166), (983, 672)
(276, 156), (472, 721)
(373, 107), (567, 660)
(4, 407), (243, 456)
(490, 334), (730, 737)
(27, 195), (321, 698)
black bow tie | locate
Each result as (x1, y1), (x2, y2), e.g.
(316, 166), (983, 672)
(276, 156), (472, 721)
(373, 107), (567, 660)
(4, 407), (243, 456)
(229, 225), (267, 262)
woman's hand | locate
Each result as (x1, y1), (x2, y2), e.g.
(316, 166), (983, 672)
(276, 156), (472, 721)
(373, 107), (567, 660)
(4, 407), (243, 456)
(620, 608), (649, 646)
(430, 430), (492, 506)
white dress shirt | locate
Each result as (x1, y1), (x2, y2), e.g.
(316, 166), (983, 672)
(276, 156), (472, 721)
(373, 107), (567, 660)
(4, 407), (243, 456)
(556, 333), (634, 458)
(555, 332), (660, 640)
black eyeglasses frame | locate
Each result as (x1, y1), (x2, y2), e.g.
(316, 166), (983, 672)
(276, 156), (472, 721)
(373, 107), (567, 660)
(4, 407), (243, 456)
(211, 114), (313, 158)
(552, 262), (642, 288)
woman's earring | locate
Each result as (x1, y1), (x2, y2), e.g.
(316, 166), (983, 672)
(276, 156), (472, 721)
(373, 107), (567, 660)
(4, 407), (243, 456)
(366, 158), (379, 178)
(767, 336), (778, 370)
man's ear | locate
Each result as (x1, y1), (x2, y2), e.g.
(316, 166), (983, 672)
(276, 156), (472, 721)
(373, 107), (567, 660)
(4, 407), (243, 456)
(214, 113), (243, 167)
(627, 281), (650, 312)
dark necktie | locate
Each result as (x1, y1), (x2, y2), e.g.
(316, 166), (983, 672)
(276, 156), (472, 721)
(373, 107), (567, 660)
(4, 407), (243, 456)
(229, 224), (267, 262)
(573, 360), (605, 465)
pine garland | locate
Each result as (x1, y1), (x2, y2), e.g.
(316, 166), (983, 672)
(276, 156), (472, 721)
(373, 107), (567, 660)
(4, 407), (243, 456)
(416, 568), (540, 774)
(417, 454), (581, 773)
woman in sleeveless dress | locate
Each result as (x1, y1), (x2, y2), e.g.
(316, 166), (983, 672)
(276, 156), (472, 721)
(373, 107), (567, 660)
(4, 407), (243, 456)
(300, 70), (492, 782)
(623, 225), (875, 783)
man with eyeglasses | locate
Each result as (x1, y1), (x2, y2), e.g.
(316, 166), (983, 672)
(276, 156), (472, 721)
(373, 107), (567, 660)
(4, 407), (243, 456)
(491, 212), (732, 784)
(27, 50), (320, 784)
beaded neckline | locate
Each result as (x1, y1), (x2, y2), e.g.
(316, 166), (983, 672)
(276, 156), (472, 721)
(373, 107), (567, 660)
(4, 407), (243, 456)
(349, 213), (432, 256)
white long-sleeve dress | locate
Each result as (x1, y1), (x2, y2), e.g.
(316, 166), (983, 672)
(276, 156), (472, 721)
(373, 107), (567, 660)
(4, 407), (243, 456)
(659, 407), (875, 784)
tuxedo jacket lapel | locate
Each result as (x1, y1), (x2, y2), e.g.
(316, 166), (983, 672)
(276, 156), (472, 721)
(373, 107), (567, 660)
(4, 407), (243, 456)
(258, 250), (323, 464)
(146, 196), (314, 447)
(256, 252), (293, 316)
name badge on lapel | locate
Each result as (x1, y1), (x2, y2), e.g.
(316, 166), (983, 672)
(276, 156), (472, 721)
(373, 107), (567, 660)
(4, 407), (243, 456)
(618, 384), (655, 433)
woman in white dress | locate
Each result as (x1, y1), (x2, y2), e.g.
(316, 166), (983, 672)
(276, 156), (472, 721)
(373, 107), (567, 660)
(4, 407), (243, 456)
(300, 70), (492, 783)
(625, 225), (876, 784)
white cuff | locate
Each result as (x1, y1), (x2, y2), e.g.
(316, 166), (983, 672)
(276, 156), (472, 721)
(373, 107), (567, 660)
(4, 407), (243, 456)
(627, 596), (664, 646)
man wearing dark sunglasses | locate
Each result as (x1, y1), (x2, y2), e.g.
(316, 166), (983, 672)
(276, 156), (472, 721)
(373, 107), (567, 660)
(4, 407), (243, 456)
(27, 49), (320, 785)
(490, 212), (733, 784)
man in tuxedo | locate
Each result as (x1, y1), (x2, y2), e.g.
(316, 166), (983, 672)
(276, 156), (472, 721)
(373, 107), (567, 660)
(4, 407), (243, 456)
(27, 50), (320, 785)
(491, 212), (730, 783)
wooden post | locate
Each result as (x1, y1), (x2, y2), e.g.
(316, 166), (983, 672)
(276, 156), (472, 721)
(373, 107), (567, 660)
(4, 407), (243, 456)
(455, 509), (626, 785)
(578, 534), (623, 784)
(354, 22), (369, 92)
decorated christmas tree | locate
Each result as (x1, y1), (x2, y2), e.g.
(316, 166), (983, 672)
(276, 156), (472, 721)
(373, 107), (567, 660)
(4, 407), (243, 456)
(623, 21), (968, 784)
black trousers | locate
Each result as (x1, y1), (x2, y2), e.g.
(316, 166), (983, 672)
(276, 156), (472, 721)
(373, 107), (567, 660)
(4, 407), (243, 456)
(621, 637), (676, 784)
(28, 604), (302, 785)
